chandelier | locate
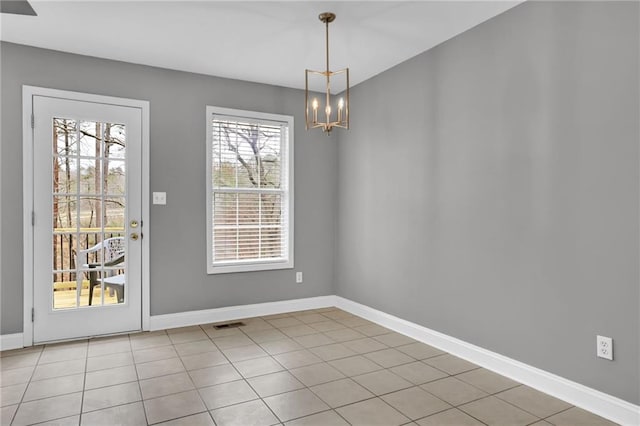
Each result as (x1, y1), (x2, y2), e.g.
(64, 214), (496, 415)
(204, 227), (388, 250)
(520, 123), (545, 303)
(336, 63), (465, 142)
(305, 12), (349, 134)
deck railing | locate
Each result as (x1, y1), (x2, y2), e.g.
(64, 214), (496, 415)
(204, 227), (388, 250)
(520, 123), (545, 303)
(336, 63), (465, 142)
(53, 228), (125, 283)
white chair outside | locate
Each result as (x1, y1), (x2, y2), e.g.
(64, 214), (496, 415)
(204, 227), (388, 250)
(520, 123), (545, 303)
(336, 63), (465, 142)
(76, 237), (125, 305)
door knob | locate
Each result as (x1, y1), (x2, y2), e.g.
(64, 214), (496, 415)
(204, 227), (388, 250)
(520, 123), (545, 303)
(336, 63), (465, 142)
(130, 233), (139, 241)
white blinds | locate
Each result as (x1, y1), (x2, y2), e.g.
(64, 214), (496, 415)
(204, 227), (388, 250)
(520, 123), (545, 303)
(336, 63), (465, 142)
(211, 115), (289, 264)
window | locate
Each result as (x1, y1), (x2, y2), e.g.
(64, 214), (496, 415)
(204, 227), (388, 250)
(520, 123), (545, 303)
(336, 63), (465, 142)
(206, 106), (293, 274)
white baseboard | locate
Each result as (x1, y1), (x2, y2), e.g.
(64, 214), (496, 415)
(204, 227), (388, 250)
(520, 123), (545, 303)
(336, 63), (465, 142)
(149, 295), (337, 331)
(334, 296), (639, 426)
(0, 333), (24, 351)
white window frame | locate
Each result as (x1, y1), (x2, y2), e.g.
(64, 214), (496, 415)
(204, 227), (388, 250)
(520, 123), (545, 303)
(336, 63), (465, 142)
(206, 106), (294, 274)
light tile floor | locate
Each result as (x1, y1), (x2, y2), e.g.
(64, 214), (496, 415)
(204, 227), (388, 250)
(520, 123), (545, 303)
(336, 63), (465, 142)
(0, 308), (619, 426)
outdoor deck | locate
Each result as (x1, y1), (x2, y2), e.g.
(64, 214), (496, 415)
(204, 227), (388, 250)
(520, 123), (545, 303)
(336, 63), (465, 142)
(53, 280), (119, 308)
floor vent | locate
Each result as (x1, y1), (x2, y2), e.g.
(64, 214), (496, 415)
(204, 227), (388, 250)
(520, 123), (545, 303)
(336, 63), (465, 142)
(213, 321), (245, 330)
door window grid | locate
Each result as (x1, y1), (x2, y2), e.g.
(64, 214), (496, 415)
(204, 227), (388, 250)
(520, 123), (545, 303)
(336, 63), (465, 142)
(51, 118), (126, 309)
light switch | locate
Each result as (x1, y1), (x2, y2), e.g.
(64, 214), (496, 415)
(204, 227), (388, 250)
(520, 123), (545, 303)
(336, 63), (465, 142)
(153, 192), (166, 205)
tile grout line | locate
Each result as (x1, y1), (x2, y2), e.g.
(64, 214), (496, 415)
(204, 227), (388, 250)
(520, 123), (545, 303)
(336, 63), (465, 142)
(81, 335), (157, 420)
(6, 344), (43, 425)
(15, 341), (89, 425)
(51, 354), (539, 426)
(77, 338), (91, 426)
(235, 318), (299, 424)
(270, 311), (499, 425)
(446, 370), (577, 423)
(135, 328), (207, 426)
(128, 332), (152, 426)
(3, 308), (597, 426)
(353, 331), (488, 426)
(169, 324), (215, 426)
(145, 311), (454, 424)
(237, 312), (350, 424)
(3, 313), (447, 416)
(485, 384), (556, 421)
(541, 405), (576, 424)
(415, 408), (492, 426)
(197, 322), (261, 424)
(242, 311), (431, 425)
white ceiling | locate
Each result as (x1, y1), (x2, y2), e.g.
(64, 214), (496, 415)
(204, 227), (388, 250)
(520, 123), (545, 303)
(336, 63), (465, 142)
(1, 1), (522, 90)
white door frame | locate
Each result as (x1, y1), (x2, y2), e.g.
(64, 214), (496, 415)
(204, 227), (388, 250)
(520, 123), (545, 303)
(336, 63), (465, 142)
(22, 86), (150, 346)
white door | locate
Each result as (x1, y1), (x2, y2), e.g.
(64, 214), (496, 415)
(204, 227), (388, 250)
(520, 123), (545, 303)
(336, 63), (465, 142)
(31, 95), (143, 343)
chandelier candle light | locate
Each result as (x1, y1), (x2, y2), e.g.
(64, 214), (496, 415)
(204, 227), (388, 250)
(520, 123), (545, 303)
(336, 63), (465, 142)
(305, 12), (349, 134)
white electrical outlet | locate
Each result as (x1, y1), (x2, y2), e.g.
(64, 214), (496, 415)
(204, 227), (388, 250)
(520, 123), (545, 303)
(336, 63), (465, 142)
(296, 272), (303, 284)
(596, 335), (613, 360)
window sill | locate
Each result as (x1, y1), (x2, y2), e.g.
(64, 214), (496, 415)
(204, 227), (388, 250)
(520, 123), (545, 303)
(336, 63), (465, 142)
(207, 259), (293, 275)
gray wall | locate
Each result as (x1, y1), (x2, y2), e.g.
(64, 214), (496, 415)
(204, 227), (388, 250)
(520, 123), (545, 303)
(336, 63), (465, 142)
(335, 1), (639, 405)
(1, 42), (337, 334)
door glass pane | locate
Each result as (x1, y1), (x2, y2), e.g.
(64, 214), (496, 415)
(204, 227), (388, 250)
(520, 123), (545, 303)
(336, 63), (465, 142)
(106, 123), (126, 159)
(53, 156), (78, 194)
(51, 233), (78, 310)
(105, 160), (125, 196)
(79, 121), (102, 157)
(53, 196), (77, 231)
(52, 233), (78, 273)
(79, 159), (102, 195)
(79, 197), (100, 229)
(53, 156), (78, 195)
(79, 269), (105, 308)
(104, 197), (125, 230)
(53, 272), (82, 310)
(53, 119), (78, 156)
(52, 118), (127, 310)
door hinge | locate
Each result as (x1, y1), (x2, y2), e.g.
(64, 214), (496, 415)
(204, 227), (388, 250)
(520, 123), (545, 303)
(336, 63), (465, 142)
(31, 114), (34, 129)
(31, 308), (34, 322)
(32, 211), (35, 226)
